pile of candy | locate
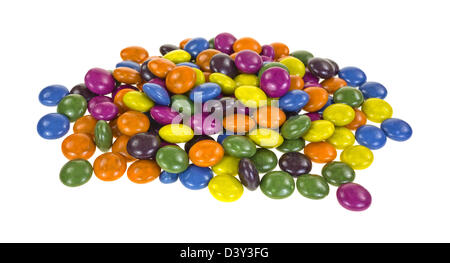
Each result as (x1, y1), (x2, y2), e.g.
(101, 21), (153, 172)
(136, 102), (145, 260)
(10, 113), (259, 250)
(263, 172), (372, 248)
(37, 33), (412, 211)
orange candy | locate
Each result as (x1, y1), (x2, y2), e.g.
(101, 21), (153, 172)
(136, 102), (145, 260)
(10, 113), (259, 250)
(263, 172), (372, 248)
(148, 58), (176, 78)
(289, 75), (304, 91)
(253, 106), (286, 128)
(304, 142), (337, 163)
(120, 46), (149, 64)
(165, 66), (197, 94)
(93, 152), (127, 181)
(196, 49), (221, 72)
(189, 140), (224, 167)
(223, 114), (256, 133)
(179, 38), (192, 49)
(303, 86), (329, 112)
(73, 115), (97, 136)
(113, 88), (134, 113)
(61, 133), (96, 160)
(127, 160), (161, 184)
(345, 109), (367, 130)
(233, 37), (262, 53)
(117, 111), (150, 136)
(112, 135), (136, 162)
(113, 67), (141, 84)
(270, 42), (289, 60)
(321, 77), (347, 94)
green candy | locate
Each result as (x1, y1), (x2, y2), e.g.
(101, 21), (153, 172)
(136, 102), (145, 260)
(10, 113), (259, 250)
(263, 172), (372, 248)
(276, 138), (305, 153)
(260, 171), (295, 199)
(258, 62), (290, 80)
(321, 161), (355, 186)
(281, 115), (311, 140)
(289, 50), (314, 66)
(222, 135), (257, 158)
(296, 174), (330, 200)
(156, 145), (189, 173)
(333, 86), (364, 108)
(171, 95), (194, 116)
(94, 120), (113, 152)
(57, 94), (87, 122)
(208, 37), (215, 49)
(250, 148), (278, 173)
(60, 159), (93, 187)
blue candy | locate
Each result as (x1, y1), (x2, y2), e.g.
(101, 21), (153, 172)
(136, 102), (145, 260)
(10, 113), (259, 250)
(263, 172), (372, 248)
(176, 62), (200, 69)
(159, 171), (179, 184)
(381, 118), (412, 141)
(37, 113), (70, 139)
(318, 96), (334, 114)
(38, 85), (69, 106)
(116, 60), (141, 72)
(338, 66), (367, 87)
(179, 165), (213, 190)
(355, 125), (387, 150)
(217, 134), (230, 144)
(359, 81), (387, 99)
(189, 83), (221, 103)
(143, 83), (170, 106)
(183, 37), (209, 59)
(278, 90), (309, 112)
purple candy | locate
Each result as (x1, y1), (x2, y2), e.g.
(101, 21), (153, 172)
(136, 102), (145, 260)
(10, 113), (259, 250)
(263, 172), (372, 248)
(303, 70), (320, 84)
(150, 106), (182, 125)
(84, 68), (115, 95)
(261, 45), (275, 59)
(88, 96), (113, 113)
(148, 78), (166, 89)
(337, 183), (372, 211)
(261, 55), (273, 62)
(260, 67), (290, 98)
(91, 101), (119, 121)
(189, 113), (222, 135)
(234, 50), (263, 74)
(304, 112), (322, 121)
(214, 32), (236, 55)
(112, 84), (137, 99)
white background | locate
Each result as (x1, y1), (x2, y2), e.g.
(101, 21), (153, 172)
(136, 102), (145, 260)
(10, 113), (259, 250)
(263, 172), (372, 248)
(0, 0), (449, 242)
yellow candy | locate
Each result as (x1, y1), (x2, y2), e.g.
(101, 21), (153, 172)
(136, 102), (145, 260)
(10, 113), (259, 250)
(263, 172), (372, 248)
(248, 128), (284, 148)
(323, 103), (355, 126)
(212, 155), (240, 176)
(302, 120), (335, 142)
(193, 68), (205, 86)
(122, 91), (154, 112)
(234, 85), (267, 108)
(362, 98), (393, 123)
(279, 57), (306, 77)
(209, 73), (236, 95)
(162, 50), (191, 64)
(208, 175), (244, 202)
(327, 127), (355, 149)
(340, 145), (374, 170)
(234, 74), (259, 87)
(158, 124), (194, 143)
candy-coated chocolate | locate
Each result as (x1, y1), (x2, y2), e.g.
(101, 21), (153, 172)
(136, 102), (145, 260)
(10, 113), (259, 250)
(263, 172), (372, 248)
(214, 32), (236, 54)
(116, 60), (141, 72)
(279, 90), (309, 112)
(93, 152), (126, 181)
(355, 125), (387, 150)
(39, 84), (69, 106)
(158, 124), (194, 143)
(289, 50), (314, 66)
(260, 67), (290, 98)
(60, 159), (93, 187)
(289, 75), (304, 91)
(210, 53), (239, 78)
(276, 138), (305, 153)
(160, 44), (179, 55)
(159, 171), (178, 184)
(279, 57), (305, 77)
(223, 114), (256, 133)
(143, 83), (170, 106)
(270, 42), (289, 60)
(302, 120), (335, 142)
(70, 83), (97, 102)
(248, 128), (284, 148)
(222, 135), (257, 158)
(209, 73), (236, 95)
(88, 96), (113, 114)
(189, 82), (221, 102)
(156, 145), (189, 174)
(148, 58), (176, 78)
(140, 58), (156, 82)
(234, 50), (263, 74)
(261, 45), (275, 59)
(326, 127), (355, 149)
(260, 171), (295, 199)
(117, 111), (150, 136)
(212, 154), (240, 176)
(302, 86), (328, 112)
(296, 174), (329, 200)
(338, 66), (367, 87)
(126, 132), (161, 160)
(307, 57), (336, 79)
(196, 49), (221, 72)
(91, 101), (118, 121)
(234, 85), (267, 108)
(123, 91), (154, 112)
(280, 115), (311, 140)
(253, 106), (286, 129)
(257, 62), (289, 80)
(345, 109), (367, 130)
(322, 162), (355, 186)
(94, 120), (113, 152)
(250, 148), (277, 173)
(304, 142), (337, 163)
(37, 113), (70, 139)
(84, 68), (115, 95)
(323, 103), (355, 126)
(340, 145), (373, 170)
(184, 135), (214, 153)
(163, 49), (191, 63)
(120, 46), (149, 63)
(179, 164), (213, 190)
(333, 86), (364, 108)
(362, 98), (393, 123)
(279, 152), (312, 177)
(233, 37), (261, 53)
(57, 94), (87, 122)
(127, 159), (161, 184)
(61, 133), (96, 160)
(73, 115), (97, 136)
(209, 174), (244, 202)
(359, 81), (387, 99)
(381, 118), (412, 141)
(112, 135), (135, 162)
(238, 158), (259, 190)
(165, 65), (197, 94)
(337, 183), (371, 211)
(189, 140), (224, 167)
(320, 77), (347, 94)
(184, 37), (209, 59)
